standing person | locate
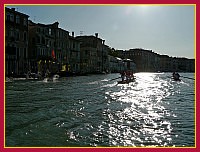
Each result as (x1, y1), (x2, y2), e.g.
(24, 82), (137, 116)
(131, 71), (135, 80)
(126, 70), (134, 81)
(172, 72), (176, 78)
(120, 71), (126, 82)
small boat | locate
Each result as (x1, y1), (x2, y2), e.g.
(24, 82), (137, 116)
(172, 77), (181, 81)
(172, 72), (181, 81)
(118, 78), (135, 84)
(43, 74), (60, 82)
(5, 77), (13, 82)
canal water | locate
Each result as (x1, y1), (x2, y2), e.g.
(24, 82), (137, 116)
(5, 73), (195, 147)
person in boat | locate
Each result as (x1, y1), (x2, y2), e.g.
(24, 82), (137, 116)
(120, 71), (126, 82)
(126, 70), (135, 81)
(172, 72), (180, 80)
(130, 71), (135, 80)
(126, 71), (131, 81)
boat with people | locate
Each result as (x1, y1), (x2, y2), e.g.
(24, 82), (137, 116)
(118, 70), (135, 84)
(172, 72), (181, 81)
(172, 77), (181, 81)
(117, 78), (135, 84)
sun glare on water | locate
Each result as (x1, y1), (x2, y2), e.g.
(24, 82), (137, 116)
(104, 72), (176, 146)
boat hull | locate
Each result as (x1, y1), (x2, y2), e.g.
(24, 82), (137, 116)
(172, 77), (181, 81)
(173, 78), (181, 81)
(118, 79), (135, 84)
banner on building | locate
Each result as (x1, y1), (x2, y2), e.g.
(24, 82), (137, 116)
(52, 50), (55, 59)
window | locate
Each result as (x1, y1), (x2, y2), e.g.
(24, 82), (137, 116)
(15, 29), (20, 41)
(23, 32), (27, 41)
(20, 48), (24, 58)
(10, 13), (14, 22)
(36, 35), (40, 43)
(41, 37), (45, 44)
(49, 28), (52, 35)
(23, 18), (27, 26)
(16, 15), (20, 24)
(32, 37), (35, 44)
(57, 31), (60, 37)
(85, 50), (88, 55)
(37, 28), (40, 33)
(24, 48), (27, 59)
(16, 48), (20, 59)
(9, 28), (14, 37)
(6, 12), (10, 21)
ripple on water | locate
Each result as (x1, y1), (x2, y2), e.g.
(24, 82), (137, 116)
(5, 73), (195, 147)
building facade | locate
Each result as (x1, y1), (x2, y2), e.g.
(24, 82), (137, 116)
(117, 48), (194, 72)
(76, 33), (108, 74)
(28, 21), (62, 76)
(108, 56), (124, 73)
(5, 8), (194, 77)
(28, 21), (81, 76)
(5, 7), (29, 77)
(117, 48), (159, 72)
(68, 33), (81, 74)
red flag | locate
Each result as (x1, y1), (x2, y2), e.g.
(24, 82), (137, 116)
(52, 50), (55, 58)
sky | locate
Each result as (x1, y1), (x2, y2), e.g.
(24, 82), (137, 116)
(6, 5), (195, 59)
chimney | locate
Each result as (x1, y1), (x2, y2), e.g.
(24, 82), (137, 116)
(72, 31), (74, 37)
(53, 22), (59, 28)
(95, 33), (98, 38)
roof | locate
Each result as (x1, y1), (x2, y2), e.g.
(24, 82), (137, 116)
(5, 7), (29, 18)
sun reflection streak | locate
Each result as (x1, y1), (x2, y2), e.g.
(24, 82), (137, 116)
(104, 73), (177, 146)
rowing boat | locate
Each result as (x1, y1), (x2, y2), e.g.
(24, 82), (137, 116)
(172, 77), (181, 81)
(118, 78), (135, 84)
(173, 78), (181, 81)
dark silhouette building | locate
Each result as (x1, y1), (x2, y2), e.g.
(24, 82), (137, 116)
(5, 7), (29, 77)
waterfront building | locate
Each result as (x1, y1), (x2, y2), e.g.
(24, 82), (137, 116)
(159, 55), (172, 72)
(54, 25), (71, 75)
(117, 48), (195, 72)
(5, 7), (29, 77)
(68, 32), (81, 74)
(175, 58), (195, 72)
(108, 55), (124, 73)
(28, 21), (60, 75)
(76, 33), (107, 74)
(108, 55), (136, 73)
(117, 48), (159, 72)
(28, 21), (81, 76)
(158, 55), (195, 72)
(102, 44), (111, 73)
(5, 8), (194, 76)
(123, 59), (136, 72)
